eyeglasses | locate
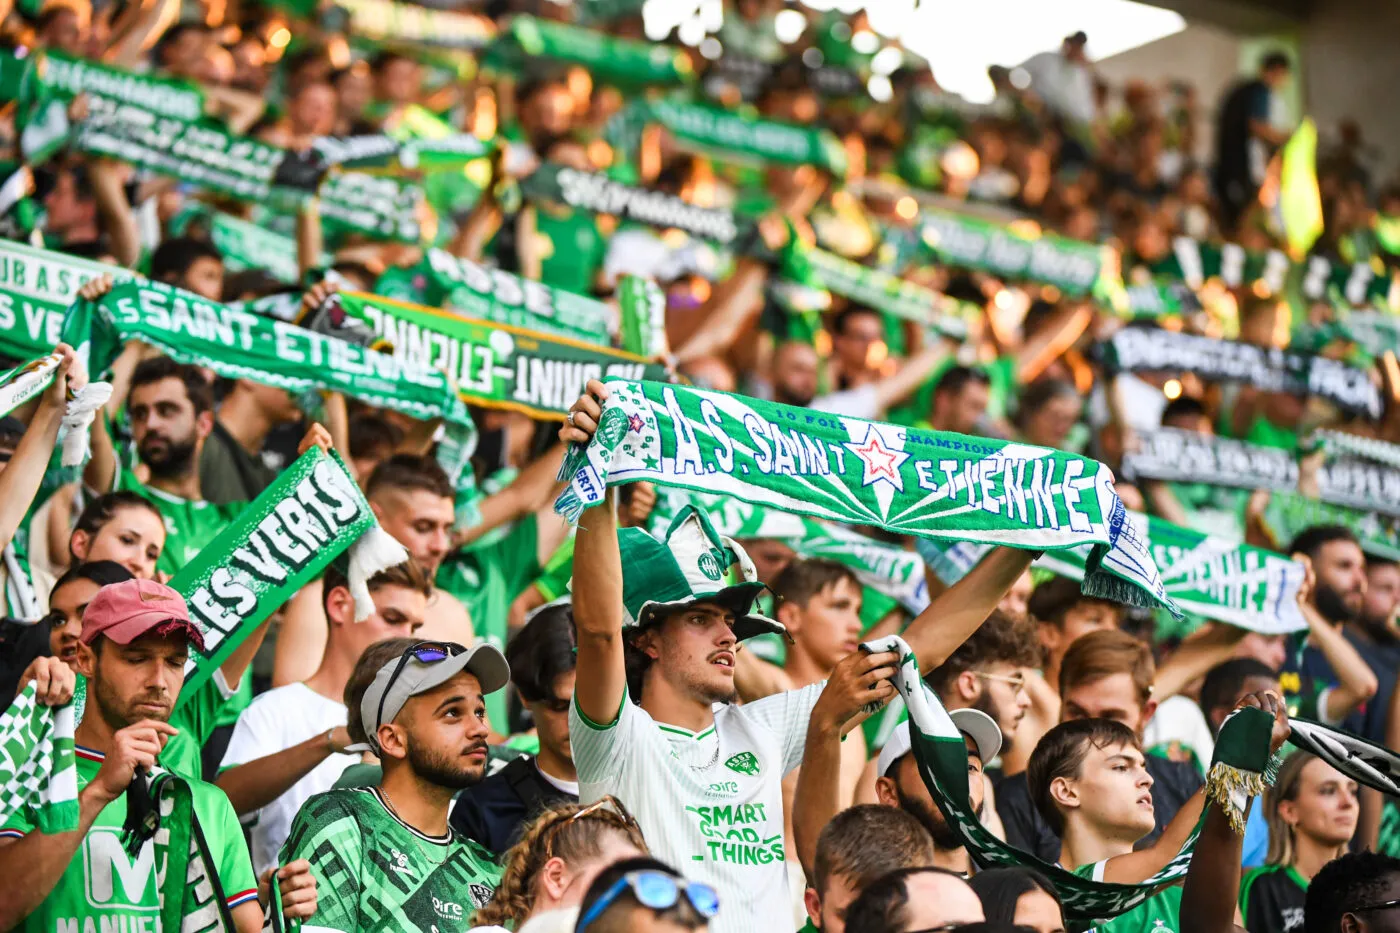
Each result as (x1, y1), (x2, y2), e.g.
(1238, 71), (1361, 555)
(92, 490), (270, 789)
(1351, 897), (1400, 914)
(374, 641), (466, 735)
(576, 870), (720, 932)
(974, 670), (1027, 691)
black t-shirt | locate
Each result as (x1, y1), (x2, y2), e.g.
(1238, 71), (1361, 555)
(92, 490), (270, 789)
(1214, 78), (1271, 182)
(996, 752), (1204, 862)
(1241, 864), (1307, 933)
(450, 756), (578, 855)
(199, 419), (280, 505)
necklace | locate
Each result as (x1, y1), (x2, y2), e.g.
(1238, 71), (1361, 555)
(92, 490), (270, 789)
(687, 732), (721, 772)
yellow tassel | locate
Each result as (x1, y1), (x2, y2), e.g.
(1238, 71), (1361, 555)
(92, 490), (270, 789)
(1206, 763), (1265, 836)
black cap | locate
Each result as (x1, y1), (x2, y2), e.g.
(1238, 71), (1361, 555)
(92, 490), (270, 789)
(1066, 31), (1088, 45)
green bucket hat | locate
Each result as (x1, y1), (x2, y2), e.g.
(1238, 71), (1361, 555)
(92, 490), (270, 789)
(616, 504), (786, 641)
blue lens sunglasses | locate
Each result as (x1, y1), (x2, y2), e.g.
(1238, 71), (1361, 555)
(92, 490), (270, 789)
(576, 870), (720, 931)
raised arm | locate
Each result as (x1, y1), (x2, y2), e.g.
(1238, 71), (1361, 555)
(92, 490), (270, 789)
(865, 337), (956, 413)
(561, 381), (627, 724)
(1152, 622), (1247, 701)
(87, 160), (140, 268)
(1294, 556), (1378, 724)
(0, 348), (77, 552)
(904, 547), (1036, 671)
(455, 444), (566, 548)
(1178, 798), (1249, 933)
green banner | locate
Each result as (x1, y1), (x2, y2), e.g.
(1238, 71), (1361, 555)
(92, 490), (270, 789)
(919, 209), (1113, 297)
(171, 207), (327, 285)
(1263, 491), (1400, 562)
(498, 16), (693, 86)
(324, 291), (668, 418)
(519, 163), (740, 244)
(0, 238), (132, 359)
(336, 0), (496, 49)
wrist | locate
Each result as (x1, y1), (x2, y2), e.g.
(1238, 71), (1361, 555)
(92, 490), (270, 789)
(80, 781), (116, 810)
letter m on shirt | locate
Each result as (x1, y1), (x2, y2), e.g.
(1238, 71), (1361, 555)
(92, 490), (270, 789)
(83, 828), (158, 907)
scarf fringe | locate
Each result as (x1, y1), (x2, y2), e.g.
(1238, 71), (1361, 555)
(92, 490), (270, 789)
(60, 381), (112, 466)
(1205, 761), (1267, 835)
(347, 525), (409, 621)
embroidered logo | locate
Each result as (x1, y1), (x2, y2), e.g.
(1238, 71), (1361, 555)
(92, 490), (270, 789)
(724, 751), (759, 776)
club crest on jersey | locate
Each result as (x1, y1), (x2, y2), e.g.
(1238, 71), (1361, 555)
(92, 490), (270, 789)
(389, 848), (411, 874)
(724, 751), (759, 775)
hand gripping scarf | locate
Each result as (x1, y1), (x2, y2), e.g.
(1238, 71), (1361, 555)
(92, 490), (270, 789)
(553, 379), (1177, 612)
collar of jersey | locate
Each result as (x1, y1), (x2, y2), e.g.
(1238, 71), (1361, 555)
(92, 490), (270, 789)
(367, 786), (453, 846)
(139, 483), (205, 507)
(656, 722), (717, 741)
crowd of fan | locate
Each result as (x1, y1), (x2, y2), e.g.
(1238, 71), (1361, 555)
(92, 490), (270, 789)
(0, 0), (1399, 931)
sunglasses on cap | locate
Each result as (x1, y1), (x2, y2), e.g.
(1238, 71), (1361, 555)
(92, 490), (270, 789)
(576, 870), (719, 932)
(374, 640), (467, 734)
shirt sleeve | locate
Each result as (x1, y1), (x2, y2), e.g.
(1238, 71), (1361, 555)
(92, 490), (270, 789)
(281, 796), (363, 933)
(0, 800), (35, 840)
(205, 788), (260, 909)
(568, 688), (644, 785)
(219, 694), (274, 773)
(741, 681), (825, 774)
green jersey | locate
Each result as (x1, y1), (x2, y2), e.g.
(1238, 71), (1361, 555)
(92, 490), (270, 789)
(1070, 862), (1182, 933)
(280, 786), (501, 932)
(0, 746), (259, 932)
(115, 467), (244, 577)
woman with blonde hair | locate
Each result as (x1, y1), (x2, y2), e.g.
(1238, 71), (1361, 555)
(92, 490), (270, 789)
(471, 797), (648, 932)
(1239, 749), (1358, 933)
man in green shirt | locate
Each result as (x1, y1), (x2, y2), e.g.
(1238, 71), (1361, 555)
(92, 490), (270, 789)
(1026, 693), (1290, 933)
(0, 577), (318, 932)
(281, 635), (511, 931)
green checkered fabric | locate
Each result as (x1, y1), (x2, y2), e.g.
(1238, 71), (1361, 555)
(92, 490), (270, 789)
(0, 682), (78, 833)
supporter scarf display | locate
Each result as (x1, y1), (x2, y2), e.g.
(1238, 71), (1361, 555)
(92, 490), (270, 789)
(0, 238), (132, 359)
(616, 276), (668, 359)
(1296, 311), (1400, 362)
(520, 163), (740, 244)
(0, 682), (77, 832)
(919, 208), (1112, 297)
(877, 633), (1275, 921)
(1287, 718), (1400, 798)
(0, 350), (111, 465)
(613, 100), (848, 177)
(782, 239), (969, 338)
(321, 292), (667, 418)
(497, 16), (693, 86)
(554, 380), (1176, 611)
(1123, 428), (1400, 518)
(333, 0), (495, 49)
(1308, 428), (1400, 470)
(1102, 328), (1383, 419)
(372, 248), (612, 344)
(147, 772), (236, 933)
(1149, 236), (1397, 309)
(703, 54), (865, 103)
(76, 279), (474, 427)
(1263, 491), (1400, 561)
(918, 513), (1308, 634)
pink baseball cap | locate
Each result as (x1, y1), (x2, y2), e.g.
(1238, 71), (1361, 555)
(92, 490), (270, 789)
(81, 578), (205, 651)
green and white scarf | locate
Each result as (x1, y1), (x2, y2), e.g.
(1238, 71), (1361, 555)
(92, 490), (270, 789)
(0, 238), (132, 359)
(918, 208), (1114, 298)
(610, 99), (848, 177)
(494, 16), (694, 86)
(331, 0), (495, 49)
(311, 291), (668, 418)
(0, 681), (77, 832)
(877, 633), (1275, 921)
(1102, 327), (1383, 419)
(1307, 429), (1400, 470)
(519, 163), (740, 244)
(1263, 491), (1400, 561)
(616, 276), (668, 359)
(74, 279), (474, 427)
(1287, 718), (1400, 798)
(1123, 428), (1400, 518)
(554, 380), (1176, 611)
(149, 772), (237, 933)
(372, 248), (613, 344)
(171, 207), (328, 285)
(917, 511), (1307, 634)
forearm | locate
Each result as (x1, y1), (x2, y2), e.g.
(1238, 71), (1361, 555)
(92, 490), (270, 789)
(1016, 303), (1092, 383)
(449, 196), (502, 262)
(88, 160), (140, 268)
(0, 786), (108, 928)
(792, 719), (843, 879)
(1153, 624), (1244, 701)
(1143, 480), (1189, 526)
(1179, 802), (1245, 933)
(904, 547), (1035, 670)
(1306, 608), (1378, 718)
(216, 735), (333, 815)
(0, 402), (61, 549)
(297, 200), (324, 280)
(671, 261), (767, 364)
(457, 445), (566, 547)
(571, 493), (626, 720)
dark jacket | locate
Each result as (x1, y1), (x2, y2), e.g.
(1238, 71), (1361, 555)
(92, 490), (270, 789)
(450, 756), (577, 855)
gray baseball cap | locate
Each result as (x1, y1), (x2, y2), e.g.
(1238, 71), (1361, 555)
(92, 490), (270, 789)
(877, 709), (1003, 778)
(358, 641), (511, 753)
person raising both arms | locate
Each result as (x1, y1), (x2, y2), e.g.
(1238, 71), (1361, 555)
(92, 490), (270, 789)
(559, 379), (1034, 933)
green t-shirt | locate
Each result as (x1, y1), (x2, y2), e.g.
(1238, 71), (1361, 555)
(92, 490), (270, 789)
(1070, 862), (1182, 933)
(115, 468), (244, 577)
(531, 205), (607, 296)
(280, 786), (501, 931)
(0, 749), (259, 931)
(162, 672), (240, 781)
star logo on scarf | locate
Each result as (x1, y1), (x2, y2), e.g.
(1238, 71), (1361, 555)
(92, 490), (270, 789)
(628, 413), (645, 434)
(843, 425), (908, 492)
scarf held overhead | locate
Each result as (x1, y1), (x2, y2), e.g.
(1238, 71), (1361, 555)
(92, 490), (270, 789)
(554, 380), (1176, 611)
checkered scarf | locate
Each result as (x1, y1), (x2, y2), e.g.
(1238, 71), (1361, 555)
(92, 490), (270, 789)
(0, 682), (77, 833)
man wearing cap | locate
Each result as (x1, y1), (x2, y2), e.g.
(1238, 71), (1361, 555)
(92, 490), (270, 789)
(560, 380), (1034, 933)
(279, 635), (511, 930)
(0, 578), (319, 933)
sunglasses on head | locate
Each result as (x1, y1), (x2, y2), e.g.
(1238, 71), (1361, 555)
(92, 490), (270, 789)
(374, 641), (467, 736)
(576, 870), (719, 932)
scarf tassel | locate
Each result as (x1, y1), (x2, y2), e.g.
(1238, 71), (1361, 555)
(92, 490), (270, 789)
(347, 524), (409, 621)
(1204, 761), (1267, 836)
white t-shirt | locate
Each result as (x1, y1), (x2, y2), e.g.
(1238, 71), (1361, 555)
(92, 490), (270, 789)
(812, 384), (881, 419)
(570, 683), (824, 933)
(219, 681), (361, 875)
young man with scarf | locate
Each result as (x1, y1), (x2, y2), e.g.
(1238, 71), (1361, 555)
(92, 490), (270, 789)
(0, 579), (318, 932)
(281, 635), (511, 930)
(1026, 690), (1290, 933)
(560, 379), (1034, 933)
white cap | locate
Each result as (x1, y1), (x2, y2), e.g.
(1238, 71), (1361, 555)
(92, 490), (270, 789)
(877, 708), (1003, 778)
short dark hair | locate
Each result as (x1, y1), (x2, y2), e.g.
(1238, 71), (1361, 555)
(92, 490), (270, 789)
(507, 603), (577, 703)
(70, 492), (162, 562)
(1058, 629), (1153, 703)
(771, 558), (860, 610)
(344, 637), (420, 744)
(576, 857), (707, 932)
(323, 560), (433, 617)
(1304, 851), (1400, 933)
(925, 610), (1042, 699)
(51, 560), (135, 600)
(1013, 378), (1079, 430)
(1027, 719), (1141, 836)
(1199, 658), (1277, 728)
(844, 867), (971, 933)
(833, 305), (881, 336)
(1027, 576), (1118, 628)
(1160, 396), (1208, 424)
(349, 413), (403, 460)
(1261, 51), (1292, 72)
(150, 236), (222, 284)
(968, 867), (1063, 927)
(812, 805), (937, 897)
(1288, 526), (1360, 561)
(365, 454), (454, 501)
(129, 357), (213, 414)
(934, 365), (991, 399)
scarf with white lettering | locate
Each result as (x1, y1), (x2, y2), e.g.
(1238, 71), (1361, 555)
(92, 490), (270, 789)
(918, 207), (1114, 298)
(554, 380), (1176, 611)
(1123, 427), (1400, 518)
(1102, 328), (1383, 419)
(916, 511), (1307, 634)
(876, 633), (1276, 922)
(1262, 491), (1400, 562)
(491, 15), (693, 86)
(311, 291), (670, 419)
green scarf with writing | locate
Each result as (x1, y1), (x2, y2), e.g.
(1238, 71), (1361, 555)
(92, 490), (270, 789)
(1263, 490), (1400, 561)
(918, 208), (1116, 299)
(0, 238), (133, 359)
(520, 163), (740, 245)
(491, 16), (694, 86)
(554, 379), (1176, 611)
